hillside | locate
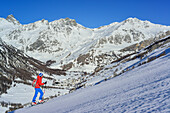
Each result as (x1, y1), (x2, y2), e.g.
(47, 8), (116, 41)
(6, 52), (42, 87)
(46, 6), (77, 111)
(0, 37), (71, 112)
(12, 41), (170, 113)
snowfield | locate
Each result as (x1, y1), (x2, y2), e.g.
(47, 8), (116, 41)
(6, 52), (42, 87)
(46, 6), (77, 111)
(12, 52), (170, 113)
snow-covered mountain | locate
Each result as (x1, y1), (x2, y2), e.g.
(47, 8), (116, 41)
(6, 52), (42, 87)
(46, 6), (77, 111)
(1, 15), (170, 112)
(12, 36), (170, 113)
(0, 15), (170, 72)
(2, 33), (169, 113)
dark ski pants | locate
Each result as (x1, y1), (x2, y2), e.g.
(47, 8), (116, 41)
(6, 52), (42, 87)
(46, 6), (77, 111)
(32, 88), (44, 102)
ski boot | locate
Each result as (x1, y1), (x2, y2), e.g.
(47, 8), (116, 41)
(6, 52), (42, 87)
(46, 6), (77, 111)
(38, 100), (45, 104)
(31, 102), (37, 106)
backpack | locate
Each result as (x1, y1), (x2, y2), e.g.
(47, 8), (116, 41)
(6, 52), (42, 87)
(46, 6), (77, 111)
(32, 79), (37, 87)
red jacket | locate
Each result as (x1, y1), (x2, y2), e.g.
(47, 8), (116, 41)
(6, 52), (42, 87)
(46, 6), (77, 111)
(35, 75), (44, 88)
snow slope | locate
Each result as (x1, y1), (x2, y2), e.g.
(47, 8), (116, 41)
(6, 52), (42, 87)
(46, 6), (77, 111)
(12, 50), (170, 113)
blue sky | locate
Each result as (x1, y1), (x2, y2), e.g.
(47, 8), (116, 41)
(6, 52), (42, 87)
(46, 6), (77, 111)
(0, 0), (169, 28)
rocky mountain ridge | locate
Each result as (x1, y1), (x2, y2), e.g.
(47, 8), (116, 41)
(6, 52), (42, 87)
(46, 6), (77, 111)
(0, 15), (170, 72)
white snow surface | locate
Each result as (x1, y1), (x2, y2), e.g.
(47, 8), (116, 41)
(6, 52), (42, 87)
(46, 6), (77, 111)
(12, 53), (170, 113)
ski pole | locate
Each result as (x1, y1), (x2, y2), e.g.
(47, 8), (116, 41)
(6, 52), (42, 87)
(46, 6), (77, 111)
(44, 84), (46, 94)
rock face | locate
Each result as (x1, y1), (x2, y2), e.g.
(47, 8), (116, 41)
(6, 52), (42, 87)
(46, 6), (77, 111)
(6, 14), (20, 25)
(0, 15), (170, 71)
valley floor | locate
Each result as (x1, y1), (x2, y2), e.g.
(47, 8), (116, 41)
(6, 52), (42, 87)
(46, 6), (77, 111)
(12, 52), (170, 113)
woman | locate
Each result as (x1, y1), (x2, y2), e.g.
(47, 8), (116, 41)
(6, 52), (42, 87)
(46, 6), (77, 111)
(32, 73), (47, 105)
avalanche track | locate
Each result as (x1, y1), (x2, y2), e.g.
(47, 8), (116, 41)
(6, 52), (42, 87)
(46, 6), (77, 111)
(12, 53), (170, 113)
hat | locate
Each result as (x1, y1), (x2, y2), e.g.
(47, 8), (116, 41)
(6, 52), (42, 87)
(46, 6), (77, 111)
(39, 73), (43, 77)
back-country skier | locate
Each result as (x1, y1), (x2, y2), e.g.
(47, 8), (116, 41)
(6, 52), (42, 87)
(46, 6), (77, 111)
(32, 73), (47, 105)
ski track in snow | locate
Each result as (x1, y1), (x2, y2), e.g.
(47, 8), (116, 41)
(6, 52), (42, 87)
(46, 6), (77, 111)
(12, 53), (170, 113)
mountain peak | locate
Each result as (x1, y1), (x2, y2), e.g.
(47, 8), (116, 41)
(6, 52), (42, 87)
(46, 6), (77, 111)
(124, 17), (142, 23)
(6, 14), (20, 25)
(56, 17), (77, 26)
(7, 14), (14, 18)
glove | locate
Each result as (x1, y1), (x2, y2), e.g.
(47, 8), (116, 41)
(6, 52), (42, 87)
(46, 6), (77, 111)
(44, 81), (47, 84)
